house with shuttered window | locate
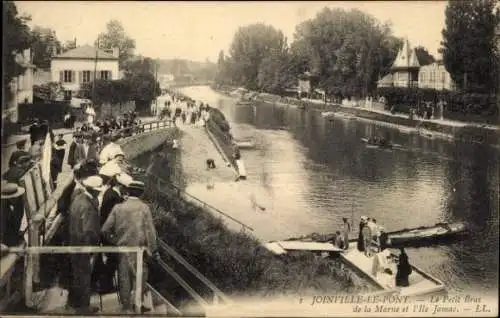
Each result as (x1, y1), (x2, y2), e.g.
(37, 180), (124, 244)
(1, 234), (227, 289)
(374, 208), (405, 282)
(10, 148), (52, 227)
(50, 45), (120, 99)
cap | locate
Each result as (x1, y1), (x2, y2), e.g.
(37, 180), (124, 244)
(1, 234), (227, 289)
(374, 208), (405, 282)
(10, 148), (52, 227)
(360, 216), (368, 221)
(82, 175), (106, 191)
(116, 173), (134, 187)
(99, 161), (122, 177)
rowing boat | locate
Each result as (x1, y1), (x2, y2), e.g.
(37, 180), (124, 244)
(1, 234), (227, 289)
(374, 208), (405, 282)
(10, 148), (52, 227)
(236, 100), (253, 106)
(234, 138), (256, 149)
(385, 222), (467, 247)
(361, 138), (404, 150)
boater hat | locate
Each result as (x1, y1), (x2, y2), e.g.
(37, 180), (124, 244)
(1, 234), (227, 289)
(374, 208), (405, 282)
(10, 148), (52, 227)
(82, 175), (107, 191)
(99, 161), (122, 178)
(1, 182), (25, 199)
(116, 173), (134, 187)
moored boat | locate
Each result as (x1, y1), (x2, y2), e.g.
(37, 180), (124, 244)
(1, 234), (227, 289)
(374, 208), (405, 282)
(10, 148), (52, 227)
(236, 100), (253, 106)
(234, 138), (256, 149)
(361, 137), (404, 150)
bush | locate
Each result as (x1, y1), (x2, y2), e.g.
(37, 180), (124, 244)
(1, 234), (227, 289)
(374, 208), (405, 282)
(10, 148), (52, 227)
(376, 87), (498, 117)
(18, 101), (71, 126)
(209, 108), (231, 133)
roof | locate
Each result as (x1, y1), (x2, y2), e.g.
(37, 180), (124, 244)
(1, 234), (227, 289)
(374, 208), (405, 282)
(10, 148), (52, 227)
(391, 38), (420, 69)
(53, 45), (118, 60)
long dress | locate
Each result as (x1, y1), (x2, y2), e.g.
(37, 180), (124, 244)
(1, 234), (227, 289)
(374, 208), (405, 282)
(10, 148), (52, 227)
(342, 222), (350, 250)
(357, 222), (365, 252)
(396, 253), (412, 287)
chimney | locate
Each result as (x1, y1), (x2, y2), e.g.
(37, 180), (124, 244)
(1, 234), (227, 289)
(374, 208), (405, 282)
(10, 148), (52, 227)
(112, 47), (119, 58)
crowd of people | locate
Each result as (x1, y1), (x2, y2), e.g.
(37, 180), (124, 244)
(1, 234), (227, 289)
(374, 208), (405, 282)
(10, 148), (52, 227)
(156, 93), (211, 127)
(2, 109), (161, 314)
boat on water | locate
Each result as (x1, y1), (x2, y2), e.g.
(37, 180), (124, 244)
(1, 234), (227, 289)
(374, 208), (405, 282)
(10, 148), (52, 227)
(361, 137), (404, 150)
(234, 138), (256, 149)
(277, 222), (467, 249)
(236, 100), (253, 106)
(320, 111), (336, 118)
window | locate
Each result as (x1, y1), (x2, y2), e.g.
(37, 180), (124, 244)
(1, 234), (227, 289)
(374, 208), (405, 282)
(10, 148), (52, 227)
(100, 70), (110, 80)
(64, 90), (72, 100)
(63, 70), (73, 83)
(430, 71), (436, 82)
(441, 72), (446, 83)
(82, 70), (92, 83)
(420, 72), (426, 83)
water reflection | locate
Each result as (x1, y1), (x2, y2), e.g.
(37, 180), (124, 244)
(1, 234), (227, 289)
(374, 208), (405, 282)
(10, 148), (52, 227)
(177, 87), (498, 294)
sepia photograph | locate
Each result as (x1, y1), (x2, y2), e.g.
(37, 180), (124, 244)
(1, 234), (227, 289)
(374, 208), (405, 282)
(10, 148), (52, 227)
(1, 1), (499, 316)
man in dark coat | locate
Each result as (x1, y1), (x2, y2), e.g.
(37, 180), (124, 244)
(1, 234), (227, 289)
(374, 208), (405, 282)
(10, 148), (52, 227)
(91, 166), (125, 294)
(29, 118), (40, 145)
(55, 161), (99, 292)
(67, 133), (82, 169)
(51, 134), (67, 185)
(67, 175), (104, 314)
(8, 139), (29, 168)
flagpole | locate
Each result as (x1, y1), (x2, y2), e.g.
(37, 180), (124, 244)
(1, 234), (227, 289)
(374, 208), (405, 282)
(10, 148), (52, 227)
(92, 39), (99, 106)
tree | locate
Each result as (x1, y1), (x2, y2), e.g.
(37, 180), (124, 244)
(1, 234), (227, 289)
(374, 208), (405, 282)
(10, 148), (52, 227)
(228, 24), (288, 90)
(30, 26), (62, 69)
(440, 0), (499, 92)
(290, 8), (401, 97)
(414, 46), (436, 66)
(61, 39), (77, 53)
(3, 1), (32, 103)
(96, 20), (136, 68)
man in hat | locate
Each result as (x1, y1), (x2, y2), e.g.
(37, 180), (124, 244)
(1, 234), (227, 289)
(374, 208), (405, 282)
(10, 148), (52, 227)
(2, 155), (34, 184)
(8, 139), (29, 168)
(91, 171), (128, 294)
(68, 133), (83, 169)
(29, 118), (40, 145)
(67, 175), (105, 314)
(99, 133), (123, 165)
(102, 179), (159, 313)
(1, 181), (26, 246)
(53, 134), (67, 182)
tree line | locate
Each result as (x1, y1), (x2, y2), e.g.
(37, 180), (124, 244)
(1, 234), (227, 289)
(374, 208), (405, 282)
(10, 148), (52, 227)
(215, 2), (499, 100)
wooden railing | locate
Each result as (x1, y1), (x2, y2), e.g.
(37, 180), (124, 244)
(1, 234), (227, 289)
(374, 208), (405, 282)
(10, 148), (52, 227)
(0, 119), (175, 312)
(1, 245), (145, 314)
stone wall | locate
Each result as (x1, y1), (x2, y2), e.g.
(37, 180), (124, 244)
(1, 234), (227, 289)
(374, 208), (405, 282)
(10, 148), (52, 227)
(118, 126), (178, 160)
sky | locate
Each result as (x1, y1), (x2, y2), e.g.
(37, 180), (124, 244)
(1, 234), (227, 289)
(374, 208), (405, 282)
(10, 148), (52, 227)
(16, 1), (449, 63)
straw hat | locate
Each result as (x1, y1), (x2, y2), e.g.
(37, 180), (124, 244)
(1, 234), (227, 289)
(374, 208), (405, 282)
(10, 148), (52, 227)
(1, 182), (25, 199)
(116, 173), (134, 187)
(81, 176), (107, 191)
(54, 139), (66, 150)
(360, 216), (368, 222)
(127, 181), (145, 193)
(99, 161), (122, 178)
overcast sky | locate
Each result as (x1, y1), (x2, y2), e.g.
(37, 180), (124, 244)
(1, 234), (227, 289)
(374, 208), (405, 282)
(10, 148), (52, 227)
(17, 1), (448, 62)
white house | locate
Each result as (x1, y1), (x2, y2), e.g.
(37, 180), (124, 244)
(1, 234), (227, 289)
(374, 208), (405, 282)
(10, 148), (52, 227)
(50, 45), (120, 99)
(3, 48), (36, 123)
(418, 61), (455, 91)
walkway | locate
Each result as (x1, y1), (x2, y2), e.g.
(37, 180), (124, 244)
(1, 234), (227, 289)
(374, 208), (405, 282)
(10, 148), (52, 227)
(177, 123), (305, 241)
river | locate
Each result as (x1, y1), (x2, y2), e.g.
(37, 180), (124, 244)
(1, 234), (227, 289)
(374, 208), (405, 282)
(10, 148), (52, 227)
(164, 86), (498, 296)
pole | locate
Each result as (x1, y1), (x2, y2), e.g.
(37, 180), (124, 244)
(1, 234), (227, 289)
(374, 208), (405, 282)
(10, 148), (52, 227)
(92, 40), (99, 106)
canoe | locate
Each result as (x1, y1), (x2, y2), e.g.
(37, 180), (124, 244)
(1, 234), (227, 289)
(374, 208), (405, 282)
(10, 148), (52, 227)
(320, 111), (336, 118)
(386, 222), (467, 247)
(264, 241), (344, 254)
(281, 222), (467, 249)
(234, 138), (256, 149)
(236, 100), (253, 106)
(361, 138), (404, 150)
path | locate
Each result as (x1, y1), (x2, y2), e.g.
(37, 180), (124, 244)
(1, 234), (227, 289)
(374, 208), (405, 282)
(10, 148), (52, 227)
(177, 123), (305, 241)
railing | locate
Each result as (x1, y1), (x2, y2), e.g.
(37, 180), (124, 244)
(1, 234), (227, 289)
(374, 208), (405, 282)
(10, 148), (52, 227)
(1, 245), (145, 314)
(1, 118), (176, 312)
(151, 173), (254, 233)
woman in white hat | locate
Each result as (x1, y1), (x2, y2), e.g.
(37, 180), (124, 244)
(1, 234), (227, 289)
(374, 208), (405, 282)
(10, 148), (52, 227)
(67, 175), (105, 314)
(1, 182), (26, 246)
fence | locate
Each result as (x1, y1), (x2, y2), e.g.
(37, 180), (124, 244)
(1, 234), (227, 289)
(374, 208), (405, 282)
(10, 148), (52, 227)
(1, 245), (145, 314)
(0, 119), (174, 312)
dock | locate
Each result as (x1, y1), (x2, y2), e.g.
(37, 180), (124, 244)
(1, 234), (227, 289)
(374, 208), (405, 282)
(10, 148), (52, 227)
(339, 241), (445, 297)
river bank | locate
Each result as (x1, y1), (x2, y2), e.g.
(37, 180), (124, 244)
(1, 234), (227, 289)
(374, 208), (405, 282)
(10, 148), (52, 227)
(215, 87), (499, 148)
